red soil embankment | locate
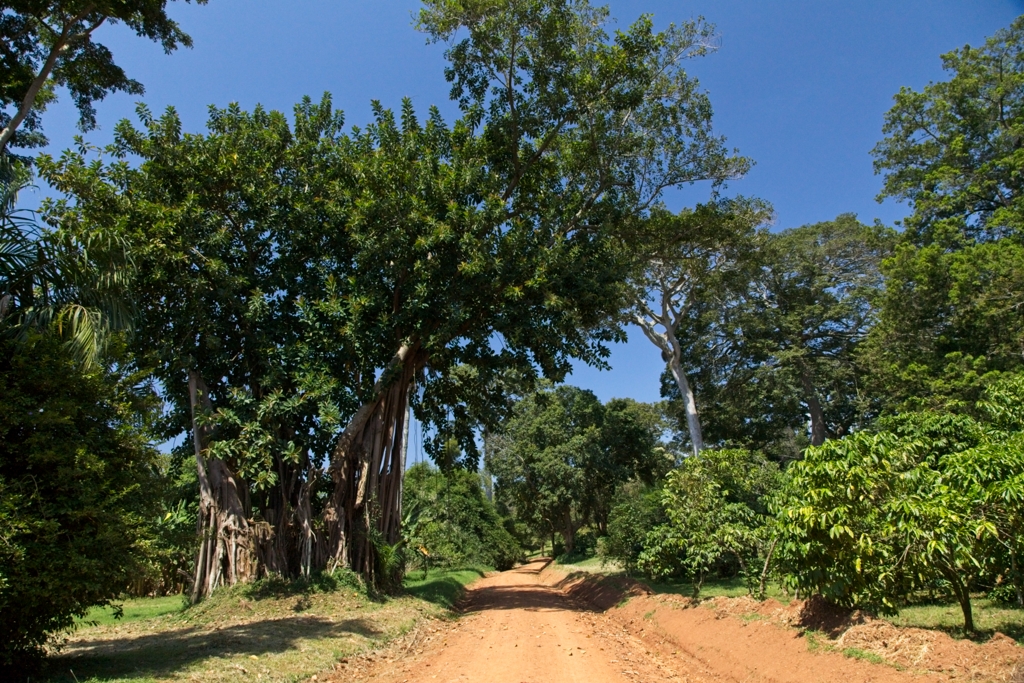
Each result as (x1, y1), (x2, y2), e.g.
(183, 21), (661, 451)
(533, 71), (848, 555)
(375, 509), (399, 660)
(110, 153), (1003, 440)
(561, 569), (1022, 683)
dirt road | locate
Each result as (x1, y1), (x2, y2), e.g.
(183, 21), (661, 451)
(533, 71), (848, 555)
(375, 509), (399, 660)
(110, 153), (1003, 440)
(330, 559), (679, 683)
(327, 559), (1021, 683)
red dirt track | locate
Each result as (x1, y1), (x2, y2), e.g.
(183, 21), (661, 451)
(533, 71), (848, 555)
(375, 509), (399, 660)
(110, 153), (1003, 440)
(325, 559), (1022, 683)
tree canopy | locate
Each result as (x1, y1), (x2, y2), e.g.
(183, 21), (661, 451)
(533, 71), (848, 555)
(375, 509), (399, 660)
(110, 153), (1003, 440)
(0, 0), (208, 153)
(487, 384), (667, 554)
(873, 15), (1024, 246)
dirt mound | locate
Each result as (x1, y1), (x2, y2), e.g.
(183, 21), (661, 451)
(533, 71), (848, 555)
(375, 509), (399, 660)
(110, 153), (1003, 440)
(838, 620), (1022, 681)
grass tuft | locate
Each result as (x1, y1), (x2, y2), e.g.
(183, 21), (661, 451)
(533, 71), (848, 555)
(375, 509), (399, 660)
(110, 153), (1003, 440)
(804, 629), (830, 653)
(842, 647), (889, 665)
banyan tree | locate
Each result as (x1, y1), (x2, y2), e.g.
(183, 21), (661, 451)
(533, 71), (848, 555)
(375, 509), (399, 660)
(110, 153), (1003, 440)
(40, 0), (747, 599)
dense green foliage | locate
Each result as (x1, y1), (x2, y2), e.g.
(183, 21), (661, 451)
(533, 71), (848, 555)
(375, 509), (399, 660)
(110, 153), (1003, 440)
(873, 16), (1024, 245)
(488, 385), (668, 556)
(402, 463), (522, 571)
(0, 334), (162, 671)
(774, 382), (1024, 631)
(602, 449), (780, 595)
(865, 17), (1024, 412)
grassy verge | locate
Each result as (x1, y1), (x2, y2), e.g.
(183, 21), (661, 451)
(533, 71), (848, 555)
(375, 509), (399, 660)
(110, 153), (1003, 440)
(403, 566), (489, 608)
(640, 575), (790, 601)
(77, 595), (187, 628)
(554, 555), (622, 574)
(42, 567), (489, 683)
(884, 597), (1024, 643)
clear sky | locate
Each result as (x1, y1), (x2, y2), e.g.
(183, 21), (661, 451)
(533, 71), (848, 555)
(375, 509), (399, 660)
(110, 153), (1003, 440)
(32, 0), (1023, 422)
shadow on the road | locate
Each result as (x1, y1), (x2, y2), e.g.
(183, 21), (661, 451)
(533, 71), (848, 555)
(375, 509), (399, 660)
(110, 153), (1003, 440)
(519, 557), (554, 574)
(406, 568), (489, 608)
(463, 583), (592, 612)
(460, 560), (642, 614)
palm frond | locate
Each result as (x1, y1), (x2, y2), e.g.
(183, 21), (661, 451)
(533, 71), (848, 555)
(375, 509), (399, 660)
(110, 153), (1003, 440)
(0, 155), (135, 365)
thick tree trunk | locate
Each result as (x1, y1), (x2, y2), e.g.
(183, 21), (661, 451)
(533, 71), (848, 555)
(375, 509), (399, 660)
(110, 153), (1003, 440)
(797, 367), (827, 447)
(188, 371), (258, 603)
(296, 478), (315, 578)
(634, 308), (704, 456)
(321, 343), (421, 587)
(398, 395), (411, 519)
(669, 356), (703, 455)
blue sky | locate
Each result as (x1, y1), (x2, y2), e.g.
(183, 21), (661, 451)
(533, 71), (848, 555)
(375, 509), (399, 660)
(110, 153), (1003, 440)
(32, 0), (1023, 428)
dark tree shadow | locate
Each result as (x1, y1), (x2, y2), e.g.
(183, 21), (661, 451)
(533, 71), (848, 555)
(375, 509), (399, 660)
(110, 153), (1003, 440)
(42, 615), (379, 682)
(462, 583), (589, 612)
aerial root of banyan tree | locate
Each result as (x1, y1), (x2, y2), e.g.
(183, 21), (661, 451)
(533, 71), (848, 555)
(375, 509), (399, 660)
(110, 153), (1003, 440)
(187, 371), (319, 602)
(321, 343), (421, 587)
(186, 344), (420, 601)
(188, 370), (258, 603)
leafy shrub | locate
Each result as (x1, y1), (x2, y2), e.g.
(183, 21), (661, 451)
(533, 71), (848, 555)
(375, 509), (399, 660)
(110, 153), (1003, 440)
(600, 483), (667, 573)
(0, 335), (162, 673)
(774, 390), (1024, 631)
(602, 449), (780, 595)
(637, 449), (780, 593)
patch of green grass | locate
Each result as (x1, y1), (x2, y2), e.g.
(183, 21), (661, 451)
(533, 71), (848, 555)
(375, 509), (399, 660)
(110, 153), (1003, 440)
(644, 575), (789, 601)
(643, 609), (656, 620)
(555, 555), (624, 574)
(842, 647), (889, 665)
(885, 597), (1024, 643)
(804, 629), (832, 653)
(77, 595), (186, 627)
(403, 566), (489, 608)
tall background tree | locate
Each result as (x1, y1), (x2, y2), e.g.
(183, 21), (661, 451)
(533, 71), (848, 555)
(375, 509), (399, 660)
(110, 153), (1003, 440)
(866, 15), (1024, 412)
(629, 198), (767, 455)
(487, 384), (667, 555)
(655, 215), (891, 457)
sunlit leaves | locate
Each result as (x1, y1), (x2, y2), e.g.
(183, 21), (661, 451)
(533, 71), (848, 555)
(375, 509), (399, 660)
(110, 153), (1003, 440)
(773, 392), (1024, 627)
